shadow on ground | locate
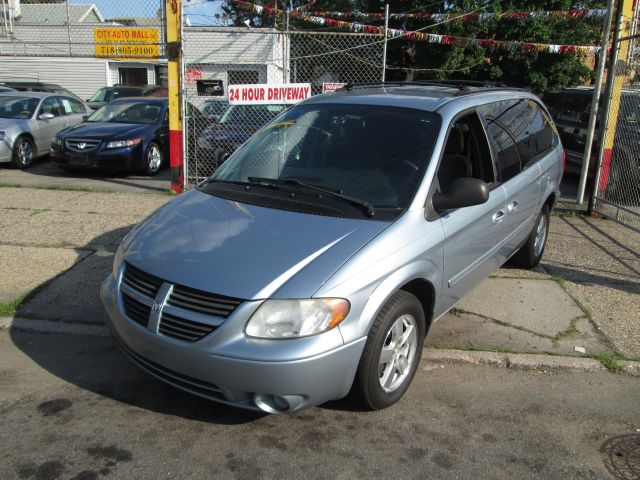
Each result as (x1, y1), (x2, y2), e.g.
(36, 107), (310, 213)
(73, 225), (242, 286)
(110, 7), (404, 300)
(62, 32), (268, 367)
(0, 157), (171, 193)
(9, 224), (264, 425)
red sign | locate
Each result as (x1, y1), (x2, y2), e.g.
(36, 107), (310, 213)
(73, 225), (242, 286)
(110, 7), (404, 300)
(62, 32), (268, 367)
(322, 83), (347, 93)
(228, 83), (311, 105)
(187, 68), (202, 85)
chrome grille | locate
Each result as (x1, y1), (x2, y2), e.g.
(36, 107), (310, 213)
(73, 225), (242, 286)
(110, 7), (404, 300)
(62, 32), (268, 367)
(159, 312), (216, 342)
(119, 263), (244, 343)
(65, 138), (101, 152)
(167, 284), (242, 318)
(122, 292), (150, 327)
(123, 263), (162, 298)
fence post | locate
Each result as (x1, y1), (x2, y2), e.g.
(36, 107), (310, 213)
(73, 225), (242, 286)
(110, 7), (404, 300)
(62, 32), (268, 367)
(577, 0), (615, 205)
(382, 4), (389, 81)
(589, 0), (634, 213)
(167, 0), (184, 193)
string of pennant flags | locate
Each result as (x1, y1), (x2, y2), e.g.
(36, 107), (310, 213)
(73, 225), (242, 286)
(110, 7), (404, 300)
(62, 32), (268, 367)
(232, 1), (601, 56)
(288, 8), (608, 22)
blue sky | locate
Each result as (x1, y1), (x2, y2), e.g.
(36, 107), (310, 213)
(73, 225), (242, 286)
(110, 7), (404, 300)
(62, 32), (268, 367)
(69, 0), (225, 24)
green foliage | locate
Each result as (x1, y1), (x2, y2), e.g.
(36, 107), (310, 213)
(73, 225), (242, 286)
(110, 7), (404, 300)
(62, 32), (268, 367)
(223, 0), (605, 92)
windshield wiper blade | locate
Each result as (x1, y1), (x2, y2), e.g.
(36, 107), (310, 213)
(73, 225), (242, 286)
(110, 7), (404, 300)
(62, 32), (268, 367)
(248, 177), (375, 217)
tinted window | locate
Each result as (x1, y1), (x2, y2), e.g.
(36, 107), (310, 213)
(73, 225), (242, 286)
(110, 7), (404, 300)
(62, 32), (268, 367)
(479, 100), (521, 181)
(557, 94), (591, 125)
(112, 87), (144, 100)
(39, 97), (63, 117)
(522, 101), (555, 168)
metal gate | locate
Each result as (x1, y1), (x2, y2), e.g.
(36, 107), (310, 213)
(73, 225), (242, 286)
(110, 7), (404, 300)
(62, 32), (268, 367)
(181, 28), (384, 185)
(591, 7), (640, 230)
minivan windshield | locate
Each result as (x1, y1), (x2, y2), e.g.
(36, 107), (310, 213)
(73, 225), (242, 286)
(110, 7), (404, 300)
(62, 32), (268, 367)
(218, 104), (286, 126)
(87, 101), (162, 124)
(213, 104), (440, 210)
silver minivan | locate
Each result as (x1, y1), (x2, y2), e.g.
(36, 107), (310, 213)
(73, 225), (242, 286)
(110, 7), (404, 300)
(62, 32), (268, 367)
(101, 83), (563, 413)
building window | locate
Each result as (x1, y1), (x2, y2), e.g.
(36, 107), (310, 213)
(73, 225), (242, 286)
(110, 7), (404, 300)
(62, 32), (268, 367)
(228, 70), (259, 85)
(155, 65), (168, 87)
(119, 67), (148, 85)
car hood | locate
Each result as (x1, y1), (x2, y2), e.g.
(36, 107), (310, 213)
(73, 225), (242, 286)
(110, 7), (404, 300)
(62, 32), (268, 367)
(122, 189), (390, 300)
(61, 122), (149, 139)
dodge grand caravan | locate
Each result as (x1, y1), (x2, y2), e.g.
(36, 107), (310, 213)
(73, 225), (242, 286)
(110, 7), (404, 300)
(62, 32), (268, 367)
(101, 82), (563, 413)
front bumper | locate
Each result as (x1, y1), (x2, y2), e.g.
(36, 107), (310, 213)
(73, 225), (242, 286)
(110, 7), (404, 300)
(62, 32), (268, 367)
(50, 143), (141, 171)
(100, 273), (366, 413)
(0, 140), (12, 163)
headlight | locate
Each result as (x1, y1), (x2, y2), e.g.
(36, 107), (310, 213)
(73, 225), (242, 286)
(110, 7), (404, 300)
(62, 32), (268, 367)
(245, 298), (350, 339)
(106, 138), (142, 149)
(112, 244), (124, 279)
(52, 136), (61, 146)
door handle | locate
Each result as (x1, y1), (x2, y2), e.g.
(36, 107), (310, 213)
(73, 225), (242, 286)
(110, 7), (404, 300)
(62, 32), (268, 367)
(492, 210), (505, 225)
(507, 200), (519, 214)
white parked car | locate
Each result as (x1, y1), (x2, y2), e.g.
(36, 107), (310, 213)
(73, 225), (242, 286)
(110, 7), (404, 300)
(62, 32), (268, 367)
(0, 92), (90, 168)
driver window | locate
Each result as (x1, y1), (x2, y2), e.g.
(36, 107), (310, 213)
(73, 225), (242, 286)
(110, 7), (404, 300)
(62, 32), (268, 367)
(39, 97), (62, 117)
(436, 112), (495, 195)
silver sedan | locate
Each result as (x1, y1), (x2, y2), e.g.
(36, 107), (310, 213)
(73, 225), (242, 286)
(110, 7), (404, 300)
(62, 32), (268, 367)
(0, 92), (89, 168)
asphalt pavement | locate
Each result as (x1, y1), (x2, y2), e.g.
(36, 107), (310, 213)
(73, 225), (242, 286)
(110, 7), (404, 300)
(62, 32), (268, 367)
(0, 165), (638, 479)
(1, 330), (638, 480)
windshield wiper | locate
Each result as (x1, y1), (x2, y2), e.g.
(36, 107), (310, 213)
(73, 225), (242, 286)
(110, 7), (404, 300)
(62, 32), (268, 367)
(248, 177), (375, 217)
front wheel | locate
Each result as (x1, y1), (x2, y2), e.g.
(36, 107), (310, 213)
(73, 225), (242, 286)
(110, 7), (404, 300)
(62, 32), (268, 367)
(142, 142), (163, 176)
(510, 204), (550, 268)
(351, 291), (425, 410)
(11, 136), (35, 169)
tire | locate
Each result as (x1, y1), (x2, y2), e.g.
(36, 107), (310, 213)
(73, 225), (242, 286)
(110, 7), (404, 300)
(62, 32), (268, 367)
(142, 142), (163, 176)
(510, 204), (550, 268)
(11, 136), (35, 169)
(351, 291), (425, 410)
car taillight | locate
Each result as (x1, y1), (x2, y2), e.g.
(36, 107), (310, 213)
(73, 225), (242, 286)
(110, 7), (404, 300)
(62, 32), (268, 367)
(561, 149), (566, 174)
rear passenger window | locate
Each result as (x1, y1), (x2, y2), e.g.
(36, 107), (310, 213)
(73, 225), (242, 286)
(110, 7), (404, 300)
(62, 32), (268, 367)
(480, 99), (556, 181)
(479, 100), (521, 182)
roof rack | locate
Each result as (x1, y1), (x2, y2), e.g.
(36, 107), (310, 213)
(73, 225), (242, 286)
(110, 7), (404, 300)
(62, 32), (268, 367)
(337, 80), (523, 97)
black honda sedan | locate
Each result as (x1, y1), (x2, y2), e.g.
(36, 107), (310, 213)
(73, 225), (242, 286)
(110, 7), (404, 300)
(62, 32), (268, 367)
(51, 97), (168, 176)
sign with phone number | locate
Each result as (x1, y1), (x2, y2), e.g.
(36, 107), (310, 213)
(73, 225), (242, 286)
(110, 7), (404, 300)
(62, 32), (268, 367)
(94, 27), (160, 59)
(95, 44), (160, 58)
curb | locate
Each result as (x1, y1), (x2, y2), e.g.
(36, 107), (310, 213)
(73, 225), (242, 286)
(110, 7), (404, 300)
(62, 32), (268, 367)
(2, 317), (638, 377)
(423, 348), (640, 377)
(0, 316), (110, 337)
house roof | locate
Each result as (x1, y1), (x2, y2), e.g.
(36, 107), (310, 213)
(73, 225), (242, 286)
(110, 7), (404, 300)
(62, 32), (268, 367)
(106, 17), (162, 27)
(8, 3), (105, 24)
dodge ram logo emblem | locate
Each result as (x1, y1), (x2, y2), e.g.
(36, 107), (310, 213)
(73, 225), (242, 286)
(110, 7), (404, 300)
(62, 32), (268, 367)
(152, 300), (162, 313)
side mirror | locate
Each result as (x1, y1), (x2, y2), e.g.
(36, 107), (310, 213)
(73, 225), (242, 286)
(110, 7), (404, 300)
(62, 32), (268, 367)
(38, 112), (55, 120)
(433, 178), (490, 212)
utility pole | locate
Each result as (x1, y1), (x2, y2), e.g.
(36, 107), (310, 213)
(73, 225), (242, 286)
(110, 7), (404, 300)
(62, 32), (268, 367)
(167, 0), (184, 193)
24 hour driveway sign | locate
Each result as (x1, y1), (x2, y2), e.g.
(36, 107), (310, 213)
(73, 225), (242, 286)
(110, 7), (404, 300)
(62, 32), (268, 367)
(94, 27), (160, 59)
(228, 84), (312, 105)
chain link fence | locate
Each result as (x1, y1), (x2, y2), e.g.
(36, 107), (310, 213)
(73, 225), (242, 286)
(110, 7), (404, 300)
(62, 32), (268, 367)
(182, 28), (384, 185)
(592, 35), (640, 230)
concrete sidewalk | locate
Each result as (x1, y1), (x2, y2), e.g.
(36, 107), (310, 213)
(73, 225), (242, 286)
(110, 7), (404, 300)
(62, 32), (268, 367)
(0, 186), (638, 365)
